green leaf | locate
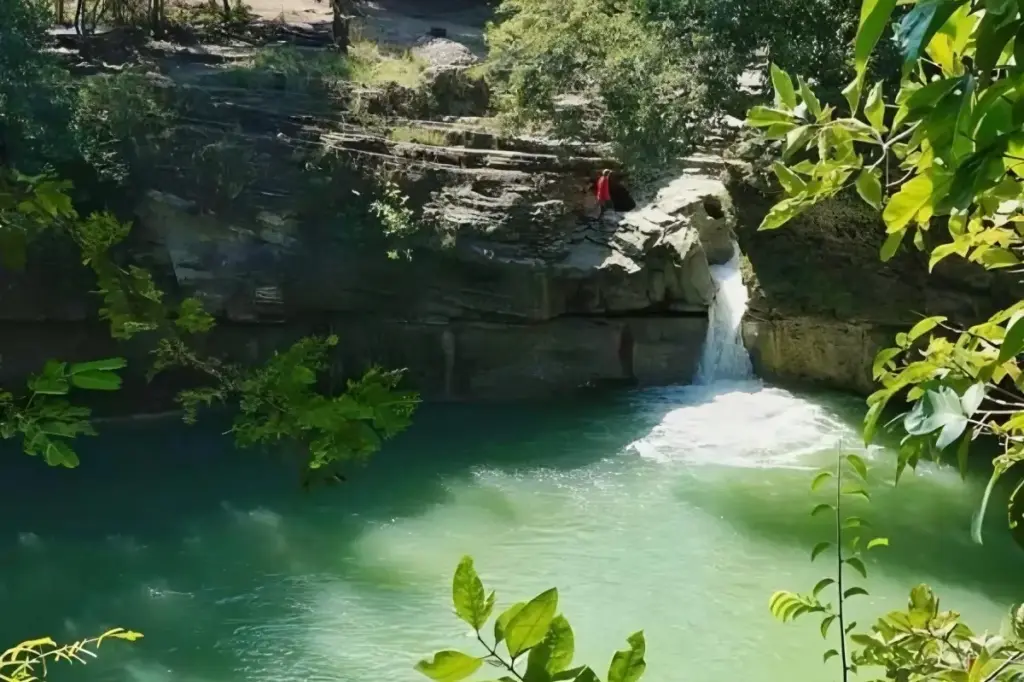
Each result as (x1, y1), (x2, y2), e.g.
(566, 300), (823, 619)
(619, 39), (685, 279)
(855, 169), (883, 211)
(883, 173), (935, 233)
(842, 485), (871, 502)
(855, 0), (898, 76)
(453, 556), (493, 631)
(813, 578), (836, 597)
(845, 557), (868, 578)
(867, 537), (890, 550)
(505, 589), (558, 658)
(908, 316), (946, 342)
(770, 64), (798, 110)
(842, 75), (865, 115)
(896, 0), (967, 67)
(880, 228), (905, 262)
(495, 603), (525, 645)
(975, 15), (1020, 86)
(747, 106), (798, 127)
(69, 370), (123, 391)
(27, 376), (69, 396)
(844, 516), (871, 529)
(820, 614), (837, 639)
(69, 357), (128, 374)
(811, 471), (834, 491)
(415, 651), (483, 682)
(872, 347), (901, 379)
(823, 649), (839, 663)
(811, 503), (835, 517)
(845, 454), (868, 480)
(544, 615), (575, 673)
(772, 162), (806, 194)
(607, 632), (645, 682)
(759, 197), (811, 231)
(798, 77), (822, 119)
(864, 82), (886, 132)
(572, 668), (600, 682)
(843, 587), (870, 599)
(811, 541), (833, 561)
(1000, 314), (1024, 363)
(43, 439), (79, 467)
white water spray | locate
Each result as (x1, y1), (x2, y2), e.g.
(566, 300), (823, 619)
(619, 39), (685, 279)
(696, 243), (754, 384)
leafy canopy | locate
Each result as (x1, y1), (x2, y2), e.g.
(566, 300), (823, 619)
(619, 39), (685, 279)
(748, 0), (1024, 538)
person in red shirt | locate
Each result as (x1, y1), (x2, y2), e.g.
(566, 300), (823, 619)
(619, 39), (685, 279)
(595, 169), (612, 216)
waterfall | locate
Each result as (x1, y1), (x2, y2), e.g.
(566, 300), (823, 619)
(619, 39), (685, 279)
(696, 243), (755, 384)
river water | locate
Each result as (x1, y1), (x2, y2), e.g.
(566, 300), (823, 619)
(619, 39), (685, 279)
(2, 253), (1023, 682)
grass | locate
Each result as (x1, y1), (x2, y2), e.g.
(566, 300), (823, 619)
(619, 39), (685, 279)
(388, 125), (449, 146)
(213, 40), (428, 94)
(347, 40), (427, 88)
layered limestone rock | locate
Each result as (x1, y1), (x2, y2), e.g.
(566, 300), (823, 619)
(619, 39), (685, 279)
(130, 152), (731, 399)
(729, 161), (1024, 394)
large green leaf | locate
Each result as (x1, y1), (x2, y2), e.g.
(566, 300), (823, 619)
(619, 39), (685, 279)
(855, 0), (898, 76)
(882, 172), (936, 232)
(864, 82), (886, 132)
(70, 370), (123, 391)
(770, 64), (797, 110)
(855, 169), (883, 210)
(747, 106), (798, 127)
(415, 651), (483, 682)
(975, 15), (1020, 86)
(896, 0), (968, 67)
(544, 615), (575, 673)
(607, 632), (646, 682)
(452, 556), (494, 631)
(505, 589), (558, 658)
(1000, 314), (1024, 363)
(27, 376), (69, 396)
(68, 357), (128, 374)
(494, 602), (525, 645)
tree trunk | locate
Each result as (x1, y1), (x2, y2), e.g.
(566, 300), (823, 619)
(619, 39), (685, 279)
(331, 0), (351, 52)
(150, 0), (164, 38)
(222, 0), (231, 21)
(56, 0), (65, 24)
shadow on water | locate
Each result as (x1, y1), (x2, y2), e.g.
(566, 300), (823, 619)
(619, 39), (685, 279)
(0, 389), (678, 675)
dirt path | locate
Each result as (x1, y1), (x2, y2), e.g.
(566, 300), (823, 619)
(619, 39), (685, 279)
(233, 0), (491, 52)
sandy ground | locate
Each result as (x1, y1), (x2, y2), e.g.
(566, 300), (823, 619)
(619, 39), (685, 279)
(239, 0), (492, 51)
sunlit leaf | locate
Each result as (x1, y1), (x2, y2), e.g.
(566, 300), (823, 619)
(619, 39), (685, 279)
(866, 537), (890, 550)
(855, 169), (883, 210)
(855, 0), (898, 76)
(770, 64), (798, 110)
(812, 578), (836, 597)
(505, 589), (558, 657)
(415, 651), (483, 682)
(820, 614), (837, 639)
(495, 603), (525, 645)
(845, 454), (869, 480)
(453, 556), (493, 631)
(811, 471), (834, 491)
(607, 631), (645, 682)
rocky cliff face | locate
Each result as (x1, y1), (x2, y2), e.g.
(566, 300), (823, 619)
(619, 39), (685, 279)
(0, 41), (736, 402)
(728, 163), (1023, 394)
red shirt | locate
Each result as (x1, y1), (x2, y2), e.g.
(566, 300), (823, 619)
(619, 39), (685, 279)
(596, 176), (611, 202)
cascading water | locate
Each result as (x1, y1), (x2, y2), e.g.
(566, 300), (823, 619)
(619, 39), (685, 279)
(696, 242), (755, 384)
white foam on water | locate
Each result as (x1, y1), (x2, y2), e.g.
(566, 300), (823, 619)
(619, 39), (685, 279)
(628, 382), (854, 468)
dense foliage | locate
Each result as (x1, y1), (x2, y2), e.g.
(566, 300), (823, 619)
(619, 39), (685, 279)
(0, 171), (418, 474)
(749, 0), (1024, 535)
(482, 0), (898, 172)
(773, 457), (1024, 681)
(417, 557), (647, 682)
